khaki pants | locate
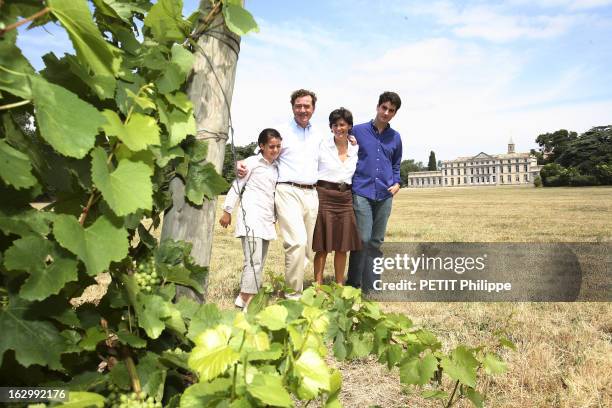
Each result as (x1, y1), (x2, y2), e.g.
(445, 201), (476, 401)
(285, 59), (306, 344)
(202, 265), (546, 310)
(240, 237), (269, 294)
(274, 183), (319, 292)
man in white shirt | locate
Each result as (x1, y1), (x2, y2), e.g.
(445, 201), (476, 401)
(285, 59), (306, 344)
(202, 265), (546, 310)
(238, 89), (321, 296)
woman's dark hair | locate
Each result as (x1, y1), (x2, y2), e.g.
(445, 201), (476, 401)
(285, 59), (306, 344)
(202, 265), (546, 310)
(257, 128), (282, 147)
(328, 107), (353, 129)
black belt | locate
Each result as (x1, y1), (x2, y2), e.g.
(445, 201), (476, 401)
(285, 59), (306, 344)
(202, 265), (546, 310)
(316, 180), (352, 192)
(278, 181), (316, 190)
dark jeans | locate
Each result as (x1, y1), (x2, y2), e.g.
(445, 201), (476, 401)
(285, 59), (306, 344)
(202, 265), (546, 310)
(346, 194), (393, 291)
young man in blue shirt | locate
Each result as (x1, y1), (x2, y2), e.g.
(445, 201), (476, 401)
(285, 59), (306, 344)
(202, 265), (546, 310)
(346, 91), (403, 291)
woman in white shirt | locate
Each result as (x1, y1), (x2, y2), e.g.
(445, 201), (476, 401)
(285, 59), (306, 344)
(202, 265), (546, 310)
(312, 108), (362, 285)
(219, 129), (282, 309)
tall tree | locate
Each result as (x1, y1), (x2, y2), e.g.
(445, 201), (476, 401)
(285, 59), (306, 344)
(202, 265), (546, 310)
(400, 159), (424, 186)
(534, 129), (578, 164)
(427, 151), (437, 171)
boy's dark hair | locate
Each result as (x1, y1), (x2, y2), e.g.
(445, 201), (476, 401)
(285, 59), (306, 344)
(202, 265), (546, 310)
(378, 91), (402, 110)
(328, 107), (353, 129)
(257, 128), (282, 148)
(290, 89), (317, 107)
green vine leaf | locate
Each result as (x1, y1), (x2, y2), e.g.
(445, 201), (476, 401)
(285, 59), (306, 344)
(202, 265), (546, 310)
(144, 0), (190, 43)
(247, 373), (292, 407)
(135, 293), (172, 339)
(440, 346), (479, 388)
(156, 44), (194, 94)
(91, 146), (153, 216)
(399, 351), (438, 386)
(60, 391), (105, 407)
(482, 352), (507, 375)
(30, 75), (106, 159)
(256, 304), (288, 331)
(189, 325), (239, 382)
(0, 140), (37, 189)
(3, 235), (79, 301)
(53, 214), (128, 276)
(222, 2), (259, 36)
(295, 349), (331, 399)
(0, 29), (35, 99)
(0, 295), (67, 370)
(185, 161), (229, 205)
(101, 110), (160, 152)
(48, 0), (120, 83)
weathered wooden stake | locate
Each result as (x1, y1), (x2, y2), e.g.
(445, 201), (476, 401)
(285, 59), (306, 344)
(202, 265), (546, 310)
(161, 0), (240, 303)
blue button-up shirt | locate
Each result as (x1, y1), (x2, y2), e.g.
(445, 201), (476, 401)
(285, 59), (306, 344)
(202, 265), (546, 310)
(351, 120), (402, 201)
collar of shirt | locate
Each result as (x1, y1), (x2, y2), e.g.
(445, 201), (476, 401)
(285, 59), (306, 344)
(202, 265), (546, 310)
(324, 134), (358, 157)
(369, 119), (390, 135)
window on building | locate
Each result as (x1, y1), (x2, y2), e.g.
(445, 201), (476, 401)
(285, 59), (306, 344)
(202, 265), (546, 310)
(516, 159), (519, 163)
(524, 164), (528, 172)
(444, 169), (447, 175)
(507, 175), (511, 182)
(515, 165), (520, 172)
(492, 167), (496, 173)
(524, 174), (529, 182)
(444, 178), (447, 185)
(451, 178), (454, 186)
(515, 175), (520, 182)
(457, 178), (461, 185)
(492, 175), (496, 182)
(507, 165), (511, 173)
(450, 169), (454, 175)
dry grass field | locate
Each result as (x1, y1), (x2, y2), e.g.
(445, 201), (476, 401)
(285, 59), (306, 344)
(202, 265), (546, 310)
(207, 186), (612, 407)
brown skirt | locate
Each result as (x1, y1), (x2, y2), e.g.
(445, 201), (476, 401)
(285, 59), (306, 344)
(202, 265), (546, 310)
(312, 185), (363, 252)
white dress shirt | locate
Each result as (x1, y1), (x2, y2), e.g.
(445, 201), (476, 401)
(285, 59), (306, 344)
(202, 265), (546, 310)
(223, 155), (278, 240)
(276, 119), (322, 185)
(317, 134), (359, 184)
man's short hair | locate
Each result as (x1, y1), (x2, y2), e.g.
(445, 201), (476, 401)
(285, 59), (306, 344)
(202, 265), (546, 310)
(328, 107), (353, 129)
(290, 89), (317, 107)
(378, 91), (401, 110)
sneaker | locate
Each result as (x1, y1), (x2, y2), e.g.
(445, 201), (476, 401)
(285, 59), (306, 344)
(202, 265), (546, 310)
(284, 293), (302, 301)
(234, 295), (246, 308)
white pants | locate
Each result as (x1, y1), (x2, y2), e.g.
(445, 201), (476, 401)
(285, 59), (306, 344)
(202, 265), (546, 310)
(240, 237), (269, 294)
(274, 183), (319, 292)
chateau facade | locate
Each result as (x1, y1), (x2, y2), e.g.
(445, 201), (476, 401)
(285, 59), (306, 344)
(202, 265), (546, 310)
(407, 140), (543, 188)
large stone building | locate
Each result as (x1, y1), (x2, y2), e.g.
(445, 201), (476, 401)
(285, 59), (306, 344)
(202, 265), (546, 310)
(407, 140), (543, 188)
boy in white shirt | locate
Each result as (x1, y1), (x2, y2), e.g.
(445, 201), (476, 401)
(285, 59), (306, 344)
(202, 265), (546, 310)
(219, 129), (282, 308)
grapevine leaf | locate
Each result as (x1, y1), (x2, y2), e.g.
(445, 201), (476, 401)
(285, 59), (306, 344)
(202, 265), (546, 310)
(156, 44), (194, 94)
(91, 147), (153, 216)
(256, 305), (288, 331)
(93, 0), (151, 24)
(185, 162), (229, 205)
(465, 387), (485, 408)
(125, 89), (156, 111)
(0, 30), (34, 99)
(165, 91), (192, 113)
(246, 342), (283, 362)
(144, 0), (189, 43)
(0, 140), (37, 189)
(222, 2), (259, 36)
(189, 326), (239, 382)
(295, 349), (331, 398)
(79, 327), (107, 351)
(160, 350), (190, 372)
(53, 214), (128, 276)
(180, 378), (232, 408)
(332, 332), (347, 361)
(157, 264), (204, 294)
(116, 330), (146, 348)
(101, 110), (160, 151)
(247, 374), (292, 407)
(30, 75), (105, 159)
(421, 390), (448, 399)
(158, 104), (196, 147)
(48, 0), (120, 80)
(134, 293), (172, 339)
(0, 295), (67, 370)
(136, 352), (167, 402)
(347, 332), (373, 358)
(4, 236), (79, 301)
(60, 391), (105, 407)
(440, 346), (479, 388)
(325, 369), (342, 408)
(399, 352), (438, 385)
(482, 352), (507, 375)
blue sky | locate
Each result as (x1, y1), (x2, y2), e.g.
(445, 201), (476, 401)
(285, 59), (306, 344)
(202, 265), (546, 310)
(17, 0), (612, 163)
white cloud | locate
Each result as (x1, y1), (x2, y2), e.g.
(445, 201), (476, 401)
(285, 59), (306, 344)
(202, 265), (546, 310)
(403, 1), (584, 42)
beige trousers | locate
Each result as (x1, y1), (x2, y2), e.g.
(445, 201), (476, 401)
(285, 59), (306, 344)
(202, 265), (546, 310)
(274, 183), (319, 292)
